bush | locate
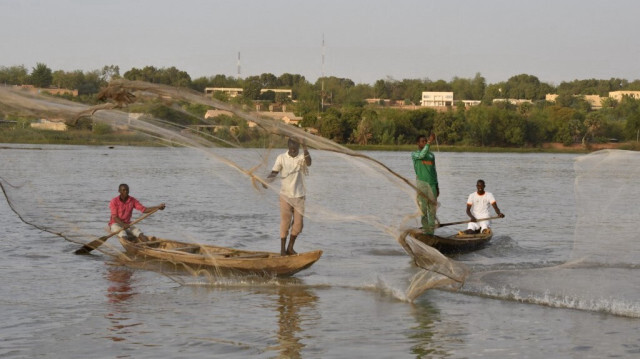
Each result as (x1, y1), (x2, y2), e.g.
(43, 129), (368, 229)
(92, 122), (113, 135)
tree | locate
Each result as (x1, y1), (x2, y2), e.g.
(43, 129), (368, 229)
(0, 65), (29, 85)
(277, 73), (305, 88)
(470, 73), (487, 100)
(275, 92), (291, 105)
(30, 63), (53, 88)
(52, 70), (75, 89)
(100, 65), (120, 82)
(352, 109), (377, 145)
(259, 90), (276, 102)
(374, 79), (388, 98)
(465, 106), (493, 146)
(582, 112), (603, 145)
(259, 73), (278, 88)
(451, 76), (473, 100)
(191, 76), (210, 93)
(319, 108), (347, 142)
(77, 70), (104, 95)
(241, 76), (262, 100)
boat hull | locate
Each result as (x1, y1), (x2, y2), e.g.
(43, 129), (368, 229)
(409, 229), (493, 253)
(119, 237), (322, 277)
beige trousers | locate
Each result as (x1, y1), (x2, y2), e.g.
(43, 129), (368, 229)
(279, 195), (305, 239)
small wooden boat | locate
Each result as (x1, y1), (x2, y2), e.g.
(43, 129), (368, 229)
(118, 237), (322, 277)
(408, 228), (493, 254)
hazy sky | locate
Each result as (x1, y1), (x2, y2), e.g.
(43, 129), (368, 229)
(2, 0), (639, 85)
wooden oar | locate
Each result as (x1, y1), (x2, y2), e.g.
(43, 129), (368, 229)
(74, 208), (159, 255)
(436, 216), (502, 228)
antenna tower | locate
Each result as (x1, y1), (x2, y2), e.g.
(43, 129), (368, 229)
(321, 34), (325, 111)
(237, 52), (241, 78)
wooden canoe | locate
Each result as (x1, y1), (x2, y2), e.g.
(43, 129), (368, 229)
(118, 237), (322, 277)
(408, 228), (493, 254)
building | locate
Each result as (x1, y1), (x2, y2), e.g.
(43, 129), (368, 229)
(204, 109), (256, 127)
(205, 87), (243, 98)
(204, 87), (292, 99)
(546, 94), (602, 109)
(30, 119), (67, 131)
(259, 88), (292, 99)
(461, 100), (481, 107)
(492, 98), (533, 106)
(608, 91), (640, 101)
(421, 92), (453, 107)
(17, 85), (78, 97)
(204, 109), (234, 119)
(259, 111), (302, 126)
(583, 95), (602, 109)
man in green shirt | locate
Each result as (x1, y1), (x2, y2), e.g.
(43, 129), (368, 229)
(412, 133), (439, 235)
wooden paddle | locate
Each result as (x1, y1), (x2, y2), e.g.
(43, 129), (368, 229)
(436, 216), (502, 228)
(74, 208), (159, 255)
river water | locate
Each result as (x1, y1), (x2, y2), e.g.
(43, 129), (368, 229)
(0, 145), (638, 358)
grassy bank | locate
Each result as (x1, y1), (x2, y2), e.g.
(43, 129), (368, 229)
(0, 128), (158, 146)
(347, 142), (640, 153)
(2, 127), (639, 152)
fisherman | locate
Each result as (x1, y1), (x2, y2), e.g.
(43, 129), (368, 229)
(266, 138), (312, 256)
(109, 183), (165, 242)
(464, 179), (505, 234)
(412, 133), (439, 235)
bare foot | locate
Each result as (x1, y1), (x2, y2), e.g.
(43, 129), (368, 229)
(286, 248), (297, 256)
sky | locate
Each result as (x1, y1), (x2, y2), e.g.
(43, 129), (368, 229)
(1, 0), (640, 86)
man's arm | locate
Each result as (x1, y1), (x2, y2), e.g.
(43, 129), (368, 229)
(110, 199), (126, 226)
(302, 143), (311, 166)
(412, 143), (431, 160)
(492, 202), (505, 218)
(144, 203), (166, 213)
(466, 203), (476, 221)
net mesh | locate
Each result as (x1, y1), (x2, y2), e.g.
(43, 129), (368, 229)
(0, 80), (464, 298)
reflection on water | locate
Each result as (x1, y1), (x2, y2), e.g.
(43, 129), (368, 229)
(408, 301), (451, 358)
(270, 285), (318, 358)
(106, 265), (136, 304)
(104, 265), (142, 343)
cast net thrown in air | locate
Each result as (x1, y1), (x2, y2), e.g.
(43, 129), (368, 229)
(0, 80), (467, 296)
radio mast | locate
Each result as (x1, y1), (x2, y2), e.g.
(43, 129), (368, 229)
(321, 34), (325, 112)
(237, 52), (241, 78)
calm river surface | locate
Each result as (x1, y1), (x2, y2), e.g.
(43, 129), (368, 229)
(1, 145), (638, 358)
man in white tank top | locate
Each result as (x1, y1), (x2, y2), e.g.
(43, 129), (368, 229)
(465, 179), (505, 234)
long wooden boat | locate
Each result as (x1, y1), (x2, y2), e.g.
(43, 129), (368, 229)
(118, 237), (322, 277)
(408, 228), (493, 254)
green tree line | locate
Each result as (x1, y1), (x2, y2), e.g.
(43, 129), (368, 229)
(2, 63), (640, 146)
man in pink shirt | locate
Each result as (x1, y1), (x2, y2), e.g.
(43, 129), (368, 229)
(109, 183), (165, 242)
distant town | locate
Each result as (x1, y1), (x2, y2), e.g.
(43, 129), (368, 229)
(1, 64), (639, 150)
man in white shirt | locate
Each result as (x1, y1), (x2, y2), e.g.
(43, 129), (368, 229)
(465, 179), (505, 234)
(267, 138), (312, 255)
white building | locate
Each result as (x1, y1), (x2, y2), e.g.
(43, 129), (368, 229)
(608, 91), (640, 101)
(204, 87), (292, 99)
(421, 92), (453, 107)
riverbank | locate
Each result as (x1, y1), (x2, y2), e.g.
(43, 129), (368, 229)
(348, 141), (639, 153)
(0, 128), (158, 146)
(1, 127), (638, 152)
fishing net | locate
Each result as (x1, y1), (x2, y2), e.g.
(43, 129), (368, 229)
(463, 149), (640, 317)
(0, 80), (467, 298)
